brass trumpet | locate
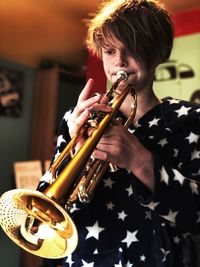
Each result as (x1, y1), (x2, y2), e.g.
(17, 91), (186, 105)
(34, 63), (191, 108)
(0, 70), (137, 259)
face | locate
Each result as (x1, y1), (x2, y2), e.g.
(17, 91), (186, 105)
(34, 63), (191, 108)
(101, 34), (155, 91)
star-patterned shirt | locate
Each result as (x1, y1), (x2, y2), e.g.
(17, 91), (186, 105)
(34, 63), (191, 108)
(39, 97), (200, 267)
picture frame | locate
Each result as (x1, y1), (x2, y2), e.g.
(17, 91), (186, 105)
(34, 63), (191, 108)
(0, 68), (24, 117)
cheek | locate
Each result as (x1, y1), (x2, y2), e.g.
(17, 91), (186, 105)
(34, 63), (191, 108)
(103, 61), (111, 78)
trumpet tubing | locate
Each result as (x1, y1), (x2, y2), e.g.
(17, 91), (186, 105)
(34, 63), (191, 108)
(0, 70), (137, 259)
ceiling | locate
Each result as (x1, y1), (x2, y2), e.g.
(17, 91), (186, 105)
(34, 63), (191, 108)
(0, 0), (200, 69)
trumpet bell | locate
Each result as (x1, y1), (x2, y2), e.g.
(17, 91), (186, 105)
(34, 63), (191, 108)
(0, 189), (78, 259)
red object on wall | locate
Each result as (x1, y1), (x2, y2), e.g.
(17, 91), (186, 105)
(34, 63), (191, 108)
(86, 52), (107, 96)
(173, 8), (200, 36)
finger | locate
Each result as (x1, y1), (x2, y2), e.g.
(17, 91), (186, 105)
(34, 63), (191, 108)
(92, 149), (108, 161)
(73, 108), (90, 134)
(100, 94), (109, 105)
(77, 79), (94, 104)
(73, 94), (102, 118)
(90, 102), (112, 113)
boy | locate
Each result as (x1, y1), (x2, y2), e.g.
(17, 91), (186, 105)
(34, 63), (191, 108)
(40, 0), (200, 266)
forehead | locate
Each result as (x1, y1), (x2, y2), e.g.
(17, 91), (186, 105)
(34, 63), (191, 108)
(102, 33), (125, 49)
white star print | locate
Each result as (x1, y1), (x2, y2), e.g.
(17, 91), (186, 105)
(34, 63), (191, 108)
(64, 109), (73, 122)
(134, 121), (141, 128)
(157, 138), (168, 147)
(85, 221), (105, 240)
(94, 249), (98, 254)
(162, 209), (178, 223)
(65, 110), (75, 130)
(190, 181), (199, 195)
(128, 128), (135, 134)
(41, 170), (54, 183)
(127, 169), (132, 174)
(173, 169), (185, 185)
(68, 203), (80, 213)
(81, 260), (94, 267)
(118, 210), (127, 221)
(148, 117), (160, 127)
(175, 105), (191, 118)
(145, 210), (152, 220)
(160, 166), (169, 185)
(169, 98), (180, 104)
(166, 127), (172, 132)
(126, 185), (133, 196)
(185, 132), (199, 144)
(140, 255), (146, 261)
(145, 200), (159, 210)
(178, 162), (183, 169)
(173, 236), (181, 244)
(114, 260), (123, 267)
(173, 149), (179, 157)
(160, 248), (170, 262)
(103, 177), (114, 188)
(191, 149), (200, 160)
(107, 201), (114, 210)
(126, 261), (133, 267)
(122, 230), (138, 247)
(65, 254), (74, 266)
(57, 134), (66, 147)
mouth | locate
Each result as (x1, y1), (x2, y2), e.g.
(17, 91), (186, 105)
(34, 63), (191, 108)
(112, 71), (136, 80)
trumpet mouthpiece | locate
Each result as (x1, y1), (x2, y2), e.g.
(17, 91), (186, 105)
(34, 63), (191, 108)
(116, 70), (128, 81)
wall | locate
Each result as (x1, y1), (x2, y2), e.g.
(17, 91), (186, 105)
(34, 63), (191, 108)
(153, 8), (200, 101)
(0, 58), (36, 267)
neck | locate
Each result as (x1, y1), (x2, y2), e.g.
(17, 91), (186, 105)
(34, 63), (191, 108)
(120, 87), (162, 123)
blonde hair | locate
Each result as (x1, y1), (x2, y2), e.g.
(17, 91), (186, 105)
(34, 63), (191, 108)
(86, 0), (174, 68)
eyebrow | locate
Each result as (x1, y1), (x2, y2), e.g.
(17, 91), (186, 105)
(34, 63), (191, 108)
(102, 44), (113, 49)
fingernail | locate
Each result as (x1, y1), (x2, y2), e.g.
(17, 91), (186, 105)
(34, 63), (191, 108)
(93, 93), (102, 97)
(93, 93), (101, 99)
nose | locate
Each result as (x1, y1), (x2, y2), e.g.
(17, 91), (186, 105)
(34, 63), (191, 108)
(115, 50), (128, 67)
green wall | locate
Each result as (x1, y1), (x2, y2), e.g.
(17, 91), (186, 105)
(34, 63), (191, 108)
(0, 58), (36, 267)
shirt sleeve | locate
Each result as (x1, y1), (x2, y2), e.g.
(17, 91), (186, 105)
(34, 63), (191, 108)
(131, 151), (200, 235)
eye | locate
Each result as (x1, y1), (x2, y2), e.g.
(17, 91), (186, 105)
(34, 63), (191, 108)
(103, 48), (115, 55)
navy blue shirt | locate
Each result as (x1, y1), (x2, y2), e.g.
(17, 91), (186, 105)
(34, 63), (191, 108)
(39, 97), (200, 267)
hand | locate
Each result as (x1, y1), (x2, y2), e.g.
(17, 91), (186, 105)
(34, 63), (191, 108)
(68, 78), (112, 147)
(93, 125), (155, 191)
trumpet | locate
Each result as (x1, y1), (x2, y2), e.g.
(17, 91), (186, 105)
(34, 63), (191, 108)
(0, 70), (137, 259)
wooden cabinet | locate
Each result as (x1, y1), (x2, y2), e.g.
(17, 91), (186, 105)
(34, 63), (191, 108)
(30, 64), (85, 162)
